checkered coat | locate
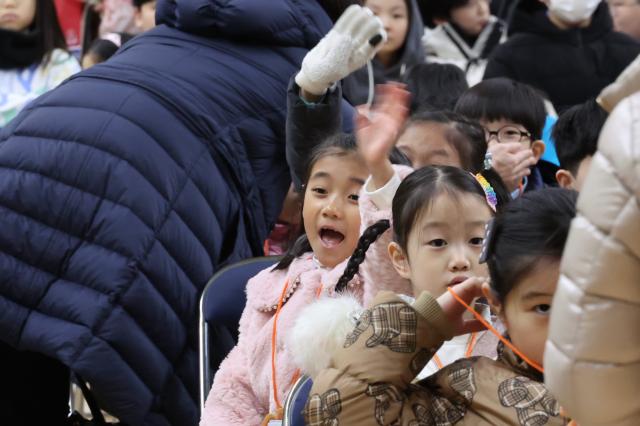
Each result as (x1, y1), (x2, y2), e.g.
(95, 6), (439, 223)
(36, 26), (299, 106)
(307, 292), (572, 425)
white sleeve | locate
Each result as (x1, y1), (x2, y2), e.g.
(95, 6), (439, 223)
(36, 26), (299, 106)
(363, 172), (401, 210)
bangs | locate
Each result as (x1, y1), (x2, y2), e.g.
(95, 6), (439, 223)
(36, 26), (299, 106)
(455, 78), (547, 140)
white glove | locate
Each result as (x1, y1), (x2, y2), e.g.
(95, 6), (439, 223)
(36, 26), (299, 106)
(295, 5), (387, 96)
(598, 54), (640, 113)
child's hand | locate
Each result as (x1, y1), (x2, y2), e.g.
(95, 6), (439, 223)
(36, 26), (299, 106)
(295, 5), (386, 96)
(436, 277), (488, 337)
(488, 142), (537, 192)
(356, 84), (410, 189)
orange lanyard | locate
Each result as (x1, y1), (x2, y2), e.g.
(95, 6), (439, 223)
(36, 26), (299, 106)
(432, 332), (477, 370)
(447, 286), (544, 374)
(269, 278), (324, 414)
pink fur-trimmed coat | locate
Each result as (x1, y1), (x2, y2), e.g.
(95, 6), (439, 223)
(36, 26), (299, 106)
(200, 169), (413, 426)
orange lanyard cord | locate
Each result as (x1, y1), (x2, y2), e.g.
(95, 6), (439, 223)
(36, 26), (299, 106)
(271, 280), (325, 410)
(271, 279), (290, 410)
(432, 331), (477, 371)
(447, 286), (544, 374)
(433, 354), (444, 369)
(465, 332), (477, 358)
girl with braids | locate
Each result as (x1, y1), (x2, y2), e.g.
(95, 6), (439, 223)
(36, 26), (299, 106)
(203, 84), (409, 426)
(290, 86), (511, 383)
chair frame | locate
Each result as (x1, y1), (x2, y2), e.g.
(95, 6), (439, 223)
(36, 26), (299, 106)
(282, 374), (312, 426)
(198, 256), (280, 413)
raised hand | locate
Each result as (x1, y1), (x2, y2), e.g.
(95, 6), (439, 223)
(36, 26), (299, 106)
(356, 84), (410, 189)
(295, 5), (387, 96)
(435, 277), (488, 337)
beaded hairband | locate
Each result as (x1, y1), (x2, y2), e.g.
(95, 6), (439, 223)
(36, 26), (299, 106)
(474, 173), (497, 212)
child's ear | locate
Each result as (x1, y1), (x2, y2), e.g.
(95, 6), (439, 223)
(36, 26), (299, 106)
(530, 140), (546, 161)
(482, 282), (507, 325)
(555, 169), (575, 190)
(388, 242), (411, 280)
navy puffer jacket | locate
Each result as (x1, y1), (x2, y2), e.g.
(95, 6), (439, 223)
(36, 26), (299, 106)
(0, 1), (333, 425)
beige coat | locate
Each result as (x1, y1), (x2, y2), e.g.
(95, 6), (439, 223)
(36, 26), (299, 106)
(545, 92), (640, 425)
(307, 291), (571, 425)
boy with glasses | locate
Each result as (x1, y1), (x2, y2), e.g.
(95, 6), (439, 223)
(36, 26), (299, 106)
(455, 77), (551, 197)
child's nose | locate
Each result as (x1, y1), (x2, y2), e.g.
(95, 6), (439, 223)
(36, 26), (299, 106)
(449, 249), (471, 272)
(322, 198), (342, 219)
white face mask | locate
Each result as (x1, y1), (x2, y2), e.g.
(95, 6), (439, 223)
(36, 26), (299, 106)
(548, 0), (601, 24)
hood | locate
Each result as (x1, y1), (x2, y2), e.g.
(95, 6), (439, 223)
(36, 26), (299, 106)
(509, 1), (613, 44)
(155, 0), (333, 49)
(394, 0), (426, 73)
(341, 0), (425, 105)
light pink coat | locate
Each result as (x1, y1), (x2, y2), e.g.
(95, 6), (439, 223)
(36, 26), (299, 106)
(200, 168), (413, 426)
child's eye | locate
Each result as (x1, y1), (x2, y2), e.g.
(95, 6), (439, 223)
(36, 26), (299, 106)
(348, 194), (360, 202)
(428, 239), (447, 248)
(469, 237), (484, 246)
(311, 187), (327, 195)
(534, 304), (551, 314)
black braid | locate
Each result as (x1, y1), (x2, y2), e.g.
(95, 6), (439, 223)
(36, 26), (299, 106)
(334, 219), (390, 293)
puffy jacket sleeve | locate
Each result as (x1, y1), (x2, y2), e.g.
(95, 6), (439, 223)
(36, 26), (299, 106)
(545, 92), (640, 425)
(286, 78), (354, 191)
(305, 291), (453, 426)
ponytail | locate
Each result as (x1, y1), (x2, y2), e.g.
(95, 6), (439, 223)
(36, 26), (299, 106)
(334, 220), (390, 293)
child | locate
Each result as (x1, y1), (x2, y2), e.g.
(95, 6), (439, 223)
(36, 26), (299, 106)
(455, 77), (549, 196)
(0, 0), (80, 127)
(341, 0), (425, 106)
(553, 99), (608, 191)
(421, 0), (506, 86)
(81, 32), (133, 69)
(306, 188), (577, 425)
(202, 127), (400, 425)
(484, 0), (640, 112)
(133, 0), (156, 32)
(290, 99), (511, 381)
(403, 62), (469, 112)
(396, 110), (486, 170)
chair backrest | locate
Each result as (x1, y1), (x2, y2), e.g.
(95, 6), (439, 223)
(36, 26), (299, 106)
(282, 375), (313, 426)
(198, 256), (280, 413)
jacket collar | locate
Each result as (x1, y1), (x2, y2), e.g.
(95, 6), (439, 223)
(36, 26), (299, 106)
(497, 339), (543, 382)
(251, 255), (361, 313)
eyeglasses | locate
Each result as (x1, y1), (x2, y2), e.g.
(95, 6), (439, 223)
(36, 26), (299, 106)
(484, 126), (532, 144)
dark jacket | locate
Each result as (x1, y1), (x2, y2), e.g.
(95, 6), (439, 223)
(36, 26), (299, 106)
(341, 0), (426, 106)
(286, 80), (354, 191)
(484, 2), (640, 111)
(0, 0), (333, 425)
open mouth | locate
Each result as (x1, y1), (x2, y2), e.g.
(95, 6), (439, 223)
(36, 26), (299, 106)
(319, 227), (345, 248)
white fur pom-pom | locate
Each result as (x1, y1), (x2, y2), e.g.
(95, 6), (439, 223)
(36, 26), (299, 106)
(288, 294), (363, 378)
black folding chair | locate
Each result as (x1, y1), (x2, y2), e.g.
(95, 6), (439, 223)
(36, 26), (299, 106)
(198, 256), (280, 413)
